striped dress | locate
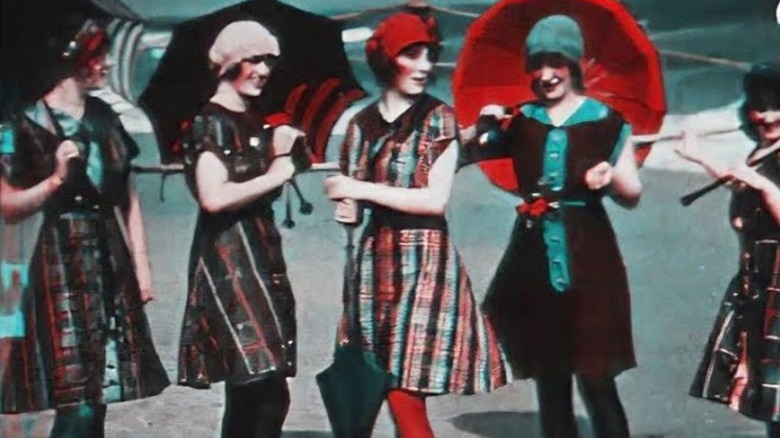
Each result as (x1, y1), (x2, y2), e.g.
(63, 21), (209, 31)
(338, 94), (507, 395)
(0, 97), (170, 412)
(177, 103), (296, 387)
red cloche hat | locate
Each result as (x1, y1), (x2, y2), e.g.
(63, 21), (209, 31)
(365, 12), (438, 59)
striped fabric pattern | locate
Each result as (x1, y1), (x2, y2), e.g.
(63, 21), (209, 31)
(337, 94), (508, 395)
(177, 105), (296, 388)
(0, 213), (170, 412)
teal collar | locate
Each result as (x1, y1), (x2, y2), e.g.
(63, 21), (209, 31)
(520, 97), (610, 127)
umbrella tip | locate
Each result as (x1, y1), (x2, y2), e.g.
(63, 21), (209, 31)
(342, 27), (373, 43)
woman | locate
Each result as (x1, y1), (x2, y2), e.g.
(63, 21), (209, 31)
(462, 15), (642, 438)
(175, 20), (306, 438)
(0, 18), (169, 437)
(680, 62), (780, 438)
(324, 12), (508, 438)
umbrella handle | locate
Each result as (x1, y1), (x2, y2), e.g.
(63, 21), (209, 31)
(282, 184), (296, 228)
(679, 175), (732, 206)
(342, 224), (362, 342)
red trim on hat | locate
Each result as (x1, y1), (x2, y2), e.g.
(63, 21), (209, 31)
(74, 30), (107, 67)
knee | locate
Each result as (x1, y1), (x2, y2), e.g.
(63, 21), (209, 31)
(576, 375), (619, 399)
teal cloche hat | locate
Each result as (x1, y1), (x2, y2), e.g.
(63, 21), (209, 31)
(525, 15), (584, 62)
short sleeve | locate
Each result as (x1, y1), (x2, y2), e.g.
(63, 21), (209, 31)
(0, 119), (45, 189)
(339, 119), (368, 179)
(426, 104), (459, 167)
(181, 114), (231, 197)
(113, 114), (140, 162)
(609, 122), (632, 165)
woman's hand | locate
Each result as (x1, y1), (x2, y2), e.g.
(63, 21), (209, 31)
(53, 139), (81, 182)
(334, 198), (360, 224)
(479, 104), (507, 120)
(324, 175), (365, 200)
(674, 131), (707, 165)
(272, 125), (305, 157)
(584, 161), (613, 190)
(137, 271), (155, 304)
(724, 165), (773, 192)
(268, 155), (295, 181)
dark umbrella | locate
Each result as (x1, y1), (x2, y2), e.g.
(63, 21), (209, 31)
(138, 0), (365, 165)
(0, 0), (138, 117)
(316, 225), (393, 438)
(451, 0), (666, 193)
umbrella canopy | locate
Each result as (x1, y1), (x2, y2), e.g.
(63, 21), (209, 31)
(451, 0), (666, 192)
(0, 0), (137, 117)
(139, 0), (365, 164)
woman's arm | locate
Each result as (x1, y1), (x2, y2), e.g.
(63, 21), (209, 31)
(325, 139), (458, 216)
(674, 132), (730, 180)
(723, 166), (780, 226)
(195, 152), (294, 213)
(607, 137), (643, 208)
(0, 175), (62, 223)
(0, 139), (79, 223)
(457, 105), (512, 168)
(125, 177), (154, 303)
(195, 124), (301, 213)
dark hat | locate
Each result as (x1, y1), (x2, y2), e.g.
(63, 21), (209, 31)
(525, 15), (584, 63)
(1, 1), (110, 111)
(744, 61), (780, 112)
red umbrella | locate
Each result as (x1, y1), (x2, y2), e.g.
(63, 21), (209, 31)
(451, 0), (666, 192)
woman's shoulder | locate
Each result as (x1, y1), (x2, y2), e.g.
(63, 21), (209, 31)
(84, 95), (123, 125)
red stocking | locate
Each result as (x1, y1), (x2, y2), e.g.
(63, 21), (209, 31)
(386, 389), (434, 438)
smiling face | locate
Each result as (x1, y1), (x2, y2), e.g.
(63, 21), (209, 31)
(528, 53), (580, 103)
(391, 44), (437, 96)
(230, 54), (278, 97)
(750, 109), (780, 143)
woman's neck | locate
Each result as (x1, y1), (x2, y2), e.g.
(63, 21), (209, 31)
(544, 92), (585, 126)
(210, 82), (249, 113)
(44, 77), (87, 120)
(379, 88), (419, 122)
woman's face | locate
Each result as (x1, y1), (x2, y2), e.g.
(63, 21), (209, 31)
(81, 52), (113, 90)
(231, 54), (278, 97)
(529, 54), (575, 103)
(392, 44), (435, 96)
(750, 109), (780, 143)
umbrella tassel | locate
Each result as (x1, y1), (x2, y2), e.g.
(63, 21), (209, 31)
(158, 173), (169, 202)
(282, 183), (295, 229)
(289, 179), (313, 215)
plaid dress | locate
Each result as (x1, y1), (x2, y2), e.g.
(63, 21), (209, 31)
(0, 97), (170, 413)
(177, 104), (296, 387)
(690, 158), (780, 422)
(338, 94), (507, 395)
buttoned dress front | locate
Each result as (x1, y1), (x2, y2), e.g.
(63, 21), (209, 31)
(480, 98), (636, 379)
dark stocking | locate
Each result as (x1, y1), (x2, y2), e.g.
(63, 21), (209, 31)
(221, 376), (290, 438)
(535, 374), (578, 438)
(576, 375), (629, 438)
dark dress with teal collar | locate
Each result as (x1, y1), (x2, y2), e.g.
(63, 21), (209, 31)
(479, 98), (636, 378)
